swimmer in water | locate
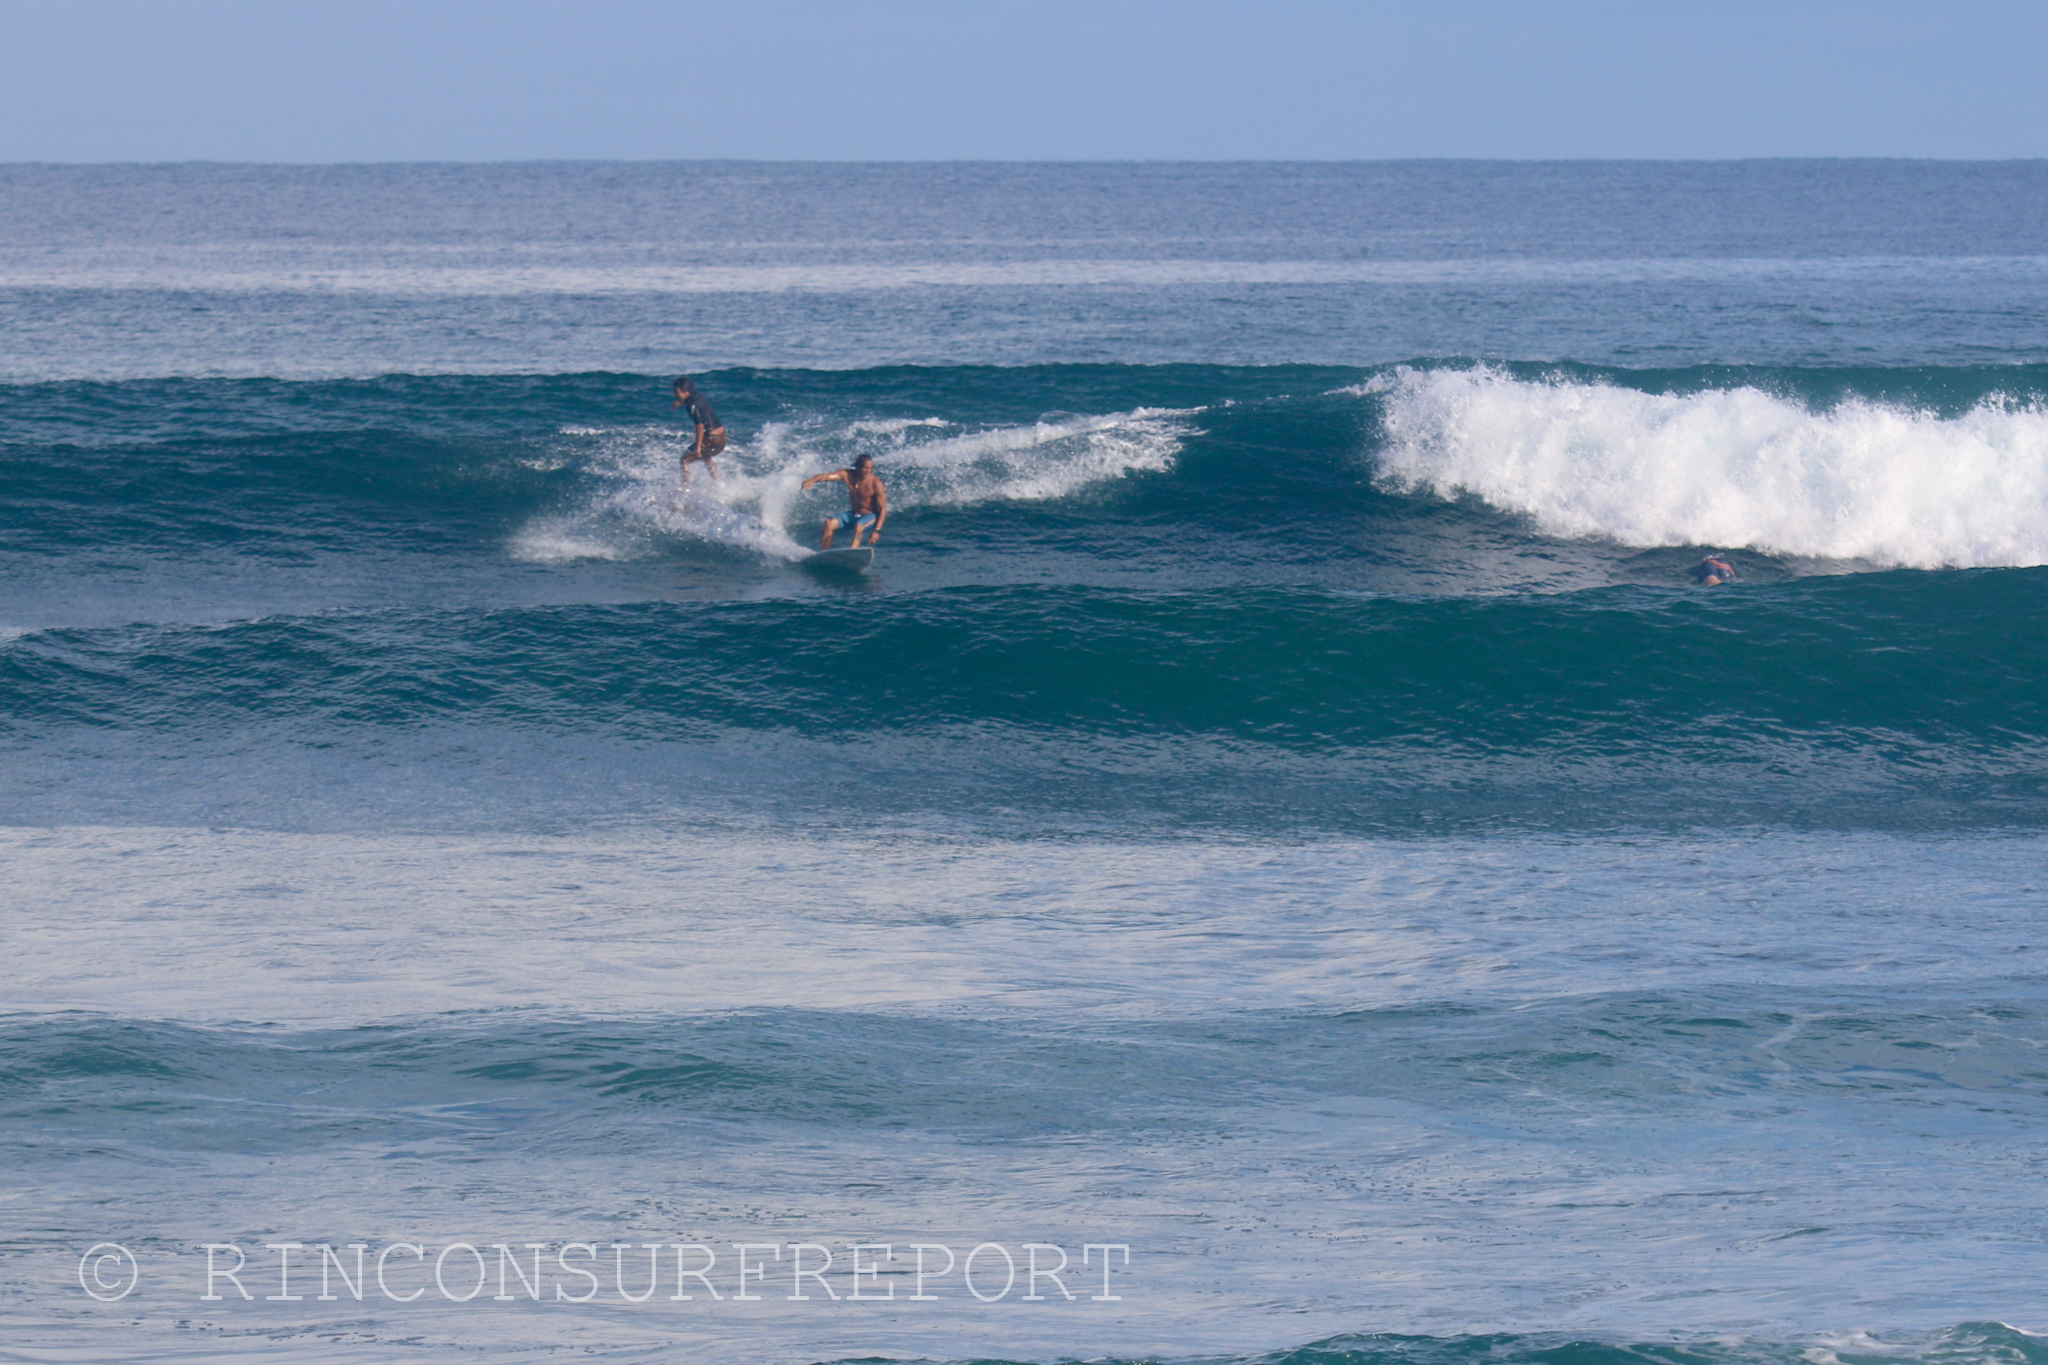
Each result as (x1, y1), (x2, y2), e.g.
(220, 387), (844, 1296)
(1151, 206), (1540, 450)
(1692, 555), (1738, 587)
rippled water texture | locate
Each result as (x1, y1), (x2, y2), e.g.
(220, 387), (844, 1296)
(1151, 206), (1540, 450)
(3, 163), (2047, 1365)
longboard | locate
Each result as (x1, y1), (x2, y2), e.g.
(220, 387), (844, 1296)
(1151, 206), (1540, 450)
(803, 546), (875, 574)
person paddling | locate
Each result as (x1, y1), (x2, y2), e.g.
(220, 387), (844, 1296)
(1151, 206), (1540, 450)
(801, 454), (887, 549)
(671, 376), (726, 485)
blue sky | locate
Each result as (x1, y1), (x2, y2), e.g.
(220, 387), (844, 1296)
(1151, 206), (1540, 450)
(3, 0), (2045, 161)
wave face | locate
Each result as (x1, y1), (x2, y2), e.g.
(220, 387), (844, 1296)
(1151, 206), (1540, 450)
(509, 403), (1190, 564)
(5, 363), (2047, 834)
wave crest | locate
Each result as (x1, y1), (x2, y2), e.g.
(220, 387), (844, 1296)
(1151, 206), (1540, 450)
(512, 407), (1188, 563)
(1372, 367), (2048, 568)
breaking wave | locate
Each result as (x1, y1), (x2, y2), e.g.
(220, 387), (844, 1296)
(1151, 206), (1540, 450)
(1371, 366), (2048, 568)
(511, 406), (1189, 563)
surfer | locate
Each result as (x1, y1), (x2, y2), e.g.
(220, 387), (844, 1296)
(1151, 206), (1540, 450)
(1692, 554), (1738, 586)
(671, 376), (727, 485)
(802, 454), (888, 549)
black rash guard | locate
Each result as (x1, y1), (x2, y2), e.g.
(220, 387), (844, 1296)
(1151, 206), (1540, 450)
(679, 390), (721, 430)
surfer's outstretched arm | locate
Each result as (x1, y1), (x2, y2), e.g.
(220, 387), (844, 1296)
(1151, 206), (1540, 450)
(802, 469), (849, 491)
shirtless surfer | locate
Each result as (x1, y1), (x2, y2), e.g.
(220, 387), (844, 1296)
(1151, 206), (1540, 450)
(671, 376), (726, 484)
(802, 454), (887, 549)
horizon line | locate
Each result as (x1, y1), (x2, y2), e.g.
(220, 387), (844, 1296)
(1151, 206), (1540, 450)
(7, 155), (2048, 169)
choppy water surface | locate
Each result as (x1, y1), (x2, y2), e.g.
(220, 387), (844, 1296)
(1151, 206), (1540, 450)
(3, 163), (2047, 1365)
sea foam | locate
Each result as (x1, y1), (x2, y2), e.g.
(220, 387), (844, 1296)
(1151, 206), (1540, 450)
(855, 408), (1189, 506)
(511, 408), (1188, 563)
(1371, 367), (2048, 568)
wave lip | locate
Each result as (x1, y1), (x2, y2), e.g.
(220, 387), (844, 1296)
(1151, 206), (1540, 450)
(1372, 366), (2048, 569)
(510, 405), (1189, 564)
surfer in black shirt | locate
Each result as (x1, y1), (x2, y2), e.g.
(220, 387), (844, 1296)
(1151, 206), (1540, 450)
(672, 376), (727, 484)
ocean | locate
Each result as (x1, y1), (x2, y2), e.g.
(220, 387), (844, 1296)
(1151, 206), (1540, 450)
(3, 160), (2047, 1365)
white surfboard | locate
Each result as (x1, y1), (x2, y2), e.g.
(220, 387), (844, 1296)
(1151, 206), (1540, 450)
(804, 546), (875, 573)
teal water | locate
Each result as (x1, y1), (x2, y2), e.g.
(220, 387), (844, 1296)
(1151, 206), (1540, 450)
(7, 363), (2047, 834)
(3, 164), (2048, 1365)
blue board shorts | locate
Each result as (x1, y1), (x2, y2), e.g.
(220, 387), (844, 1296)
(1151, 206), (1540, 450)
(835, 510), (878, 532)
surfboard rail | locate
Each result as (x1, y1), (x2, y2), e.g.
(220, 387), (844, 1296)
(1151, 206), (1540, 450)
(803, 546), (875, 573)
